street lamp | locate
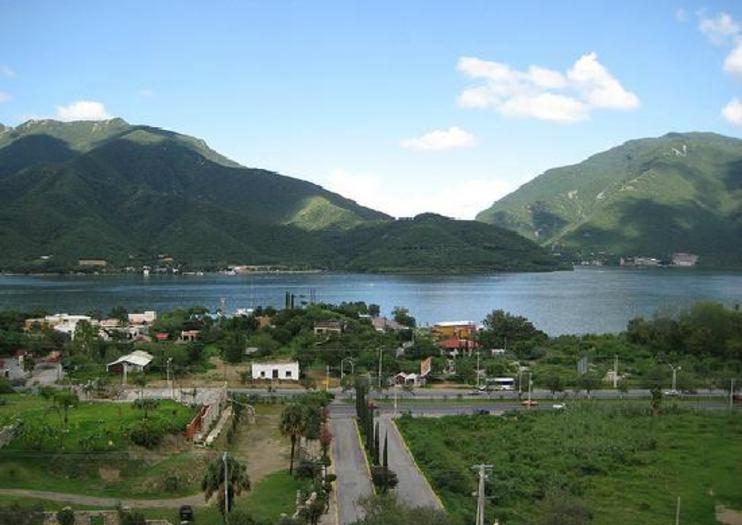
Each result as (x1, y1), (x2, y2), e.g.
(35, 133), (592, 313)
(340, 357), (355, 379)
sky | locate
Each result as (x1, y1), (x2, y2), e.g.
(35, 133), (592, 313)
(1, 0), (742, 219)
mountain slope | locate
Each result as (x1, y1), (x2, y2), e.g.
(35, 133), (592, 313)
(0, 119), (561, 273)
(477, 132), (742, 267)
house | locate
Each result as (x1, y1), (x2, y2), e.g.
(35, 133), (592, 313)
(25, 314), (94, 337)
(392, 372), (419, 386)
(256, 315), (273, 329)
(672, 253), (699, 267)
(106, 350), (154, 374)
(155, 332), (170, 342)
(437, 336), (479, 358)
(251, 361), (300, 381)
(432, 321), (478, 339)
(78, 259), (107, 268)
(371, 317), (404, 332)
(128, 311), (157, 325)
(179, 330), (200, 343)
(314, 320), (344, 335)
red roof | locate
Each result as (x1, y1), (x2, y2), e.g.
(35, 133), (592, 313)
(437, 337), (479, 350)
(156, 332), (169, 341)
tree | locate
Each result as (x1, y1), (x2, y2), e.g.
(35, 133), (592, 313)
(576, 373), (600, 399)
(368, 304), (381, 317)
(373, 422), (380, 465)
(392, 307), (416, 328)
(53, 390), (79, 429)
(479, 309), (545, 349)
(108, 306), (129, 323)
(223, 331), (247, 363)
(319, 423), (333, 459)
(280, 403), (307, 474)
(228, 509), (259, 525)
(545, 375), (564, 398)
(201, 454), (251, 518)
(650, 387), (663, 415)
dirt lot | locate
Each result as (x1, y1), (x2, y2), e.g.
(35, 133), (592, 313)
(229, 404), (290, 483)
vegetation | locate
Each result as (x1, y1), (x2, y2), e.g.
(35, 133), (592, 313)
(477, 132), (742, 267)
(349, 496), (456, 525)
(397, 405), (742, 525)
(0, 119), (560, 273)
(201, 454), (251, 517)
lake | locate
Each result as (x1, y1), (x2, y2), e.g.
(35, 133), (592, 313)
(0, 268), (741, 335)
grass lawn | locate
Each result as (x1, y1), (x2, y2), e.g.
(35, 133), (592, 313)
(397, 403), (742, 525)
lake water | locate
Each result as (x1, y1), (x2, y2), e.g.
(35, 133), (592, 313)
(0, 268), (741, 335)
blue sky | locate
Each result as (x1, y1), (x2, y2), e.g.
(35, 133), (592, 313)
(1, 0), (741, 218)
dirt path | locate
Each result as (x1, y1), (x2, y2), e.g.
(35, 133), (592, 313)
(0, 488), (206, 509)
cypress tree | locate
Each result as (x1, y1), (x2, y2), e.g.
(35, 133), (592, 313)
(382, 432), (388, 469)
(373, 422), (380, 465)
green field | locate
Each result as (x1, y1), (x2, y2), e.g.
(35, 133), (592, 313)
(0, 393), (202, 498)
(397, 404), (742, 525)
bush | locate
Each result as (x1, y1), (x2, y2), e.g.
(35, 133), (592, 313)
(128, 419), (167, 448)
(56, 507), (75, 525)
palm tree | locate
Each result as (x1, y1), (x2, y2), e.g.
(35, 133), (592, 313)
(202, 453), (251, 518)
(53, 390), (79, 429)
(280, 403), (306, 475)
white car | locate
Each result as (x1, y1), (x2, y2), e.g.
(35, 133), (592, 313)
(552, 403), (566, 410)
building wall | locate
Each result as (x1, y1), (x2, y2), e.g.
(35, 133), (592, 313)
(251, 362), (300, 381)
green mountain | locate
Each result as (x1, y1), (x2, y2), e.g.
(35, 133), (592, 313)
(0, 119), (561, 273)
(477, 132), (742, 267)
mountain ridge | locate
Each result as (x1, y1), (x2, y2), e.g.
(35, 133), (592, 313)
(476, 131), (742, 267)
(0, 119), (562, 273)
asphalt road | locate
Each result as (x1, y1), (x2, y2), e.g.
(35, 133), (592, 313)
(330, 417), (373, 525)
(376, 416), (442, 510)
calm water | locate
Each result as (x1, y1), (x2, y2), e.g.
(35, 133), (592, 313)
(0, 268), (741, 335)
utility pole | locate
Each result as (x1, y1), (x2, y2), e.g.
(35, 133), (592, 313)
(675, 496), (681, 525)
(325, 365), (330, 391)
(378, 347), (383, 390)
(517, 368), (522, 398)
(669, 364), (681, 392)
(472, 464), (493, 525)
(613, 354), (618, 389)
(476, 350), (481, 390)
(527, 372), (533, 407)
(223, 452), (229, 523)
(394, 385), (398, 418)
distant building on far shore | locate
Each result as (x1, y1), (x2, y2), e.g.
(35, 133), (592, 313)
(78, 259), (107, 268)
(672, 253), (699, 267)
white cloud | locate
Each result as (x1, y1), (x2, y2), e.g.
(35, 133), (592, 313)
(0, 65), (15, 78)
(722, 97), (742, 125)
(55, 100), (112, 121)
(723, 41), (742, 76)
(0, 92), (11, 103)
(400, 126), (477, 152)
(457, 52), (639, 123)
(325, 168), (514, 219)
(699, 12), (740, 45)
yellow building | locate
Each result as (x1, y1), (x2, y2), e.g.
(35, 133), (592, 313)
(432, 321), (478, 339)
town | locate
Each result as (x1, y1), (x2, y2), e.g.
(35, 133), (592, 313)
(1, 298), (740, 524)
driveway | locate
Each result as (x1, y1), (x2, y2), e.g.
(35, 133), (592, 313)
(330, 416), (373, 524)
(376, 416), (442, 510)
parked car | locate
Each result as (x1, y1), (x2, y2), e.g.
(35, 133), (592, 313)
(552, 403), (566, 410)
(179, 505), (194, 524)
(473, 409), (490, 415)
(664, 389), (680, 397)
(521, 399), (538, 407)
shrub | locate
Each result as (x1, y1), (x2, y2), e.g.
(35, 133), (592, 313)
(56, 507), (75, 525)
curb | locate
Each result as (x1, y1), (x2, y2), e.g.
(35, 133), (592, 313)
(389, 417), (445, 510)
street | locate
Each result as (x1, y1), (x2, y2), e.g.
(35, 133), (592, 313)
(330, 417), (374, 525)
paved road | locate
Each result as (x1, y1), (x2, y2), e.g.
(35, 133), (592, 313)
(0, 488), (205, 508)
(376, 416), (442, 510)
(331, 418), (373, 525)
